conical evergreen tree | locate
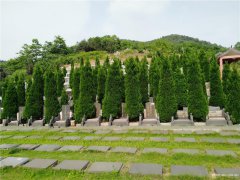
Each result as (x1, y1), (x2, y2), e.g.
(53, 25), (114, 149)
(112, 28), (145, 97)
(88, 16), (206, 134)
(139, 57), (149, 105)
(75, 59), (95, 122)
(69, 62), (74, 88)
(149, 57), (161, 100)
(62, 67), (67, 77)
(60, 89), (68, 106)
(187, 59), (208, 121)
(103, 56), (110, 69)
(97, 66), (106, 103)
(44, 69), (60, 122)
(72, 68), (81, 107)
(199, 51), (210, 82)
(156, 57), (177, 122)
(17, 73), (25, 106)
(92, 57), (100, 98)
(222, 63), (231, 105)
(56, 68), (65, 97)
(226, 69), (240, 124)
(209, 59), (225, 108)
(23, 79), (33, 119)
(174, 67), (188, 109)
(102, 60), (122, 119)
(30, 65), (44, 119)
(125, 58), (143, 120)
(2, 78), (18, 119)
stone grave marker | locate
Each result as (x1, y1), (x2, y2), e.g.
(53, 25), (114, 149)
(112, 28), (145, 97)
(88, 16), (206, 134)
(17, 144), (40, 150)
(86, 146), (111, 152)
(149, 137), (169, 142)
(88, 162), (123, 173)
(111, 146), (137, 154)
(0, 144), (19, 149)
(0, 157), (29, 167)
(171, 165), (208, 176)
(23, 159), (57, 169)
(206, 150), (237, 157)
(58, 145), (83, 151)
(53, 160), (89, 170)
(142, 148), (167, 154)
(129, 163), (163, 175)
(172, 149), (200, 155)
(214, 167), (240, 176)
(34, 144), (61, 152)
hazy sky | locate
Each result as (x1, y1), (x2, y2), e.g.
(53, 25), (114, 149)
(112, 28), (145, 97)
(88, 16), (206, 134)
(1, 0), (240, 60)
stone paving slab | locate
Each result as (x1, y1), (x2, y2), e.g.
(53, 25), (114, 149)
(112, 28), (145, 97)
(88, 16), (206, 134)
(113, 130), (128, 134)
(206, 150), (237, 157)
(131, 130), (149, 134)
(23, 159), (58, 169)
(86, 146), (111, 152)
(47, 136), (62, 140)
(174, 137), (196, 143)
(171, 165), (208, 176)
(11, 135), (28, 139)
(220, 131), (240, 136)
(111, 146), (137, 154)
(53, 160), (89, 170)
(227, 139), (240, 144)
(17, 144), (40, 150)
(34, 144), (61, 152)
(61, 136), (80, 141)
(0, 157), (29, 167)
(83, 136), (101, 141)
(102, 136), (121, 141)
(172, 130), (193, 134)
(79, 129), (94, 133)
(195, 130), (215, 135)
(0, 135), (12, 139)
(214, 167), (240, 176)
(150, 130), (168, 134)
(149, 137), (169, 142)
(62, 129), (77, 133)
(88, 162), (123, 173)
(172, 149), (200, 155)
(58, 145), (83, 151)
(142, 148), (167, 154)
(124, 137), (145, 141)
(95, 130), (112, 134)
(201, 138), (226, 143)
(26, 135), (42, 139)
(0, 144), (19, 149)
(129, 163), (163, 175)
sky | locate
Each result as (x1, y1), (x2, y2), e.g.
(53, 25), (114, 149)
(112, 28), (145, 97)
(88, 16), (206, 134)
(0, 0), (240, 60)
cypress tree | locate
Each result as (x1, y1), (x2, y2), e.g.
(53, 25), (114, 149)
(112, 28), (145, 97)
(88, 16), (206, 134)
(222, 63), (231, 104)
(149, 57), (161, 99)
(17, 73), (25, 106)
(97, 66), (106, 103)
(30, 65), (44, 119)
(75, 60), (95, 122)
(102, 60), (122, 119)
(139, 57), (149, 105)
(103, 56), (110, 69)
(2, 78), (18, 119)
(62, 67), (67, 77)
(23, 79), (33, 119)
(226, 69), (240, 124)
(187, 59), (208, 121)
(199, 51), (210, 82)
(209, 59), (225, 108)
(125, 58), (143, 120)
(72, 68), (81, 106)
(60, 89), (68, 106)
(56, 68), (65, 97)
(69, 62), (74, 88)
(156, 58), (177, 122)
(44, 69), (60, 122)
(92, 57), (100, 98)
(175, 67), (188, 109)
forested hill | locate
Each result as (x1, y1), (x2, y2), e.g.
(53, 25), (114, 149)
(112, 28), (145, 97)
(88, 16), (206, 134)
(0, 34), (238, 79)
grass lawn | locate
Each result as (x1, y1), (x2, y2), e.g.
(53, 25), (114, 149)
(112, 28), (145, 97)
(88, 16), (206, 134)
(0, 129), (240, 179)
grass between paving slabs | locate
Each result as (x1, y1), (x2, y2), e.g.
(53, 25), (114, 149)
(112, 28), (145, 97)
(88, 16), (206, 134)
(0, 129), (240, 179)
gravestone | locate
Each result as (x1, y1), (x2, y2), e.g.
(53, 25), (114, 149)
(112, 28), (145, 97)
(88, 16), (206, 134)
(206, 150), (237, 157)
(23, 159), (57, 169)
(61, 136), (80, 141)
(220, 131), (239, 136)
(94, 102), (101, 117)
(18, 106), (25, 121)
(150, 137), (169, 142)
(83, 136), (101, 141)
(12, 135), (28, 139)
(171, 165), (208, 176)
(0, 157), (29, 167)
(0, 144), (19, 149)
(214, 167), (240, 176)
(174, 137), (196, 143)
(95, 130), (112, 134)
(34, 144), (61, 152)
(201, 138), (226, 143)
(129, 163), (163, 175)
(227, 139), (240, 144)
(124, 137), (145, 141)
(17, 144), (40, 150)
(62, 105), (70, 120)
(58, 145), (83, 151)
(26, 135), (42, 139)
(142, 148), (167, 154)
(111, 146), (137, 154)
(102, 137), (121, 141)
(53, 160), (89, 170)
(145, 102), (156, 118)
(87, 146), (111, 152)
(47, 136), (62, 140)
(62, 129), (77, 133)
(121, 103), (127, 117)
(151, 130), (168, 134)
(88, 162), (123, 173)
(172, 149), (200, 155)
(0, 135), (12, 139)
(113, 130), (128, 134)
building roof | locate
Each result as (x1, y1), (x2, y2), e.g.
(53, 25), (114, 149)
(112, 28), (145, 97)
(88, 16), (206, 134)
(217, 48), (240, 59)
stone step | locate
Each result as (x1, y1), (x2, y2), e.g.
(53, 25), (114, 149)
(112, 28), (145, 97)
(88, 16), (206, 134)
(171, 119), (194, 126)
(206, 119), (227, 126)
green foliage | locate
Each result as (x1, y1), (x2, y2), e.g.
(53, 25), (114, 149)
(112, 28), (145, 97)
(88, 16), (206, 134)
(75, 60), (95, 122)
(156, 57), (177, 122)
(16, 73), (25, 106)
(72, 68), (81, 107)
(2, 78), (18, 119)
(139, 57), (149, 105)
(149, 57), (161, 99)
(125, 58), (143, 120)
(60, 89), (68, 106)
(209, 59), (225, 108)
(97, 66), (106, 103)
(69, 62), (74, 89)
(102, 60), (122, 119)
(174, 67), (188, 109)
(56, 68), (65, 97)
(62, 67), (67, 77)
(222, 63), (231, 105)
(187, 59), (208, 121)
(226, 69), (240, 124)
(23, 79), (33, 119)
(92, 57), (100, 98)
(44, 36), (69, 55)
(199, 51), (210, 82)
(44, 69), (60, 122)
